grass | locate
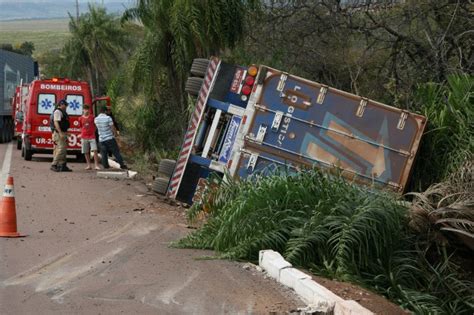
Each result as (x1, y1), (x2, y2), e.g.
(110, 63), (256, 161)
(176, 170), (474, 314)
(409, 74), (473, 191)
(0, 19), (70, 57)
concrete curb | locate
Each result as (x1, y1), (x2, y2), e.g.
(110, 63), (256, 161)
(258, 250), (374, 315)
(97, 170), (137, 179)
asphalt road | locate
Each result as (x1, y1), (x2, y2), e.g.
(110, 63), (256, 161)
(0, 143), (301, 314)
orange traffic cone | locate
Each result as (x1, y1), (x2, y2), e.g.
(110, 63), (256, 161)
(0, 176), (25, 237)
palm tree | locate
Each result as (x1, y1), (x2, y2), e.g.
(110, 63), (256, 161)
(62, 4), (127, 95)
(122, 0), (259, 113)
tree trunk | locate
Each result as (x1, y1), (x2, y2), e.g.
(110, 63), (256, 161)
(87, 66), (94, 96)
(95, 66), (100, 96)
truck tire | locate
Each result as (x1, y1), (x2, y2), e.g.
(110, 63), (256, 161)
(185, 77), (203, 97)
(152, 177), (170, 195)
(5, 126), (11, 142)
(17, 138), (22, 150)
(0, 128), (5, 144)
(6, 120), (12, 142)
(158, 159), (176, 178)
(24, 146), (33, 161)
(76, 153), (86, 162)
(8, 121), (13, 142)
(190, 58), (209, 77)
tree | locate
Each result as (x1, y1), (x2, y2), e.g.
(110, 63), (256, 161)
(0, 43), (15, 52)
(240, 0), (472, 109)
(0, 41), (35, 57)
(18, 41), (35, 56)
(36, 49), (68, 79)
(122, 0), (259, 116)
(62, 4), (127, 95)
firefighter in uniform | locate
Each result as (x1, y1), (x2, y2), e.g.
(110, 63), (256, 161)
(50, 99), (72, 172)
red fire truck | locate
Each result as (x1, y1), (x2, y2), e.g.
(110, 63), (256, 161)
(12, 83), (30, 150)
(19, 78), (103, 161)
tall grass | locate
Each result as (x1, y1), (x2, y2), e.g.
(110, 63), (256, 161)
(408, 159), (473, 253)
(177, 170), (474, 314)
(410, 74), (473, 191)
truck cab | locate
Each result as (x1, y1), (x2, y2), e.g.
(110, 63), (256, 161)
(21, 78), (92, 160)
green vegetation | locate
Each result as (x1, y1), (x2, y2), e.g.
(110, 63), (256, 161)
(0, 41), (35, 56)
(0, 19), (70, 57)
(411, 75), (474, 191)
(237, 0), (472, 110)
(409, 159), (473, 255)
(3, 2), (471, 311)
(61, 5), (129, 96)
(177, 169), (473, 314)
(114, 0), (259, 149)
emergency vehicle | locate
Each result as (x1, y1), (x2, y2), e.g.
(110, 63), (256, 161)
(12, 83), (29, 149)
(154, 58), (427, 203)
(20, 78), (93, 161)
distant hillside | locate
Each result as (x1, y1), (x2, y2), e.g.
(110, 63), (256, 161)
(0, 19), (70, 57)
(0, 1), (128, 21)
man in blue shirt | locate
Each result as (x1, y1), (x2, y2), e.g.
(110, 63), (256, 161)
(94, 106), (127, 169)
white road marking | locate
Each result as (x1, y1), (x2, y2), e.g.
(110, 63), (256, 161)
(152, 270), (200, 306)
(2, 220), (164, 302)
(0, 142), (13, 187)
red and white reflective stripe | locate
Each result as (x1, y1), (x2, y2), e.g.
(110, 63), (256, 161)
(167, 58), (220, 199)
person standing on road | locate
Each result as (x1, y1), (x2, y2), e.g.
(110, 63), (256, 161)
(79, 104), (100, 170)
(50, 104), (58, 162)
(50, 99), (72, 172)
(106, 106), (120, 132)
(94, 105), (127, 170)
(105, 106), (119, 158)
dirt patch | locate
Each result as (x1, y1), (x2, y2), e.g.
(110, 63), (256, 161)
(311, 275), (408, 315)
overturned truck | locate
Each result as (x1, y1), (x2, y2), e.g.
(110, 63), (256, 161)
(154, 58), (427, 203)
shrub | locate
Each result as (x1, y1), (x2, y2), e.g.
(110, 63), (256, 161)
(177, 170), (474, 314)
(410, 74), (473, 191)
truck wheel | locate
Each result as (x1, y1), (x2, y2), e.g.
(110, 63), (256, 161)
(24, 147), (33, 161)
(17, 138), (22, 150)
(0, 129), (5, 144)
(152, 177), (170, 195)
(6, 120), (13, 142)
(9, 125), (13, 142)
(158, 159), (176, 178)
(76, 153), (86, 163)
(185, 77), (203, 97)
(190, 58), (209, 77)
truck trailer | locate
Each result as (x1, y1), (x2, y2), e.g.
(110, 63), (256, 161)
(0, 49), (36, 143)
(154, 58), (427, 203)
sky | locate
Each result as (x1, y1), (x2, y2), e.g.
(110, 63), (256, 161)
(0, 0), (134, 21)
(0, 0), (131, 3)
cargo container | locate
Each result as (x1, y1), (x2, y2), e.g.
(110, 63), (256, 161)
(0, 49), (36, 143)
(154, 58), (427, 203)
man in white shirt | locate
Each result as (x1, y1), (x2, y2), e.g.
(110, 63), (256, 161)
(94, 105), (127, 169)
